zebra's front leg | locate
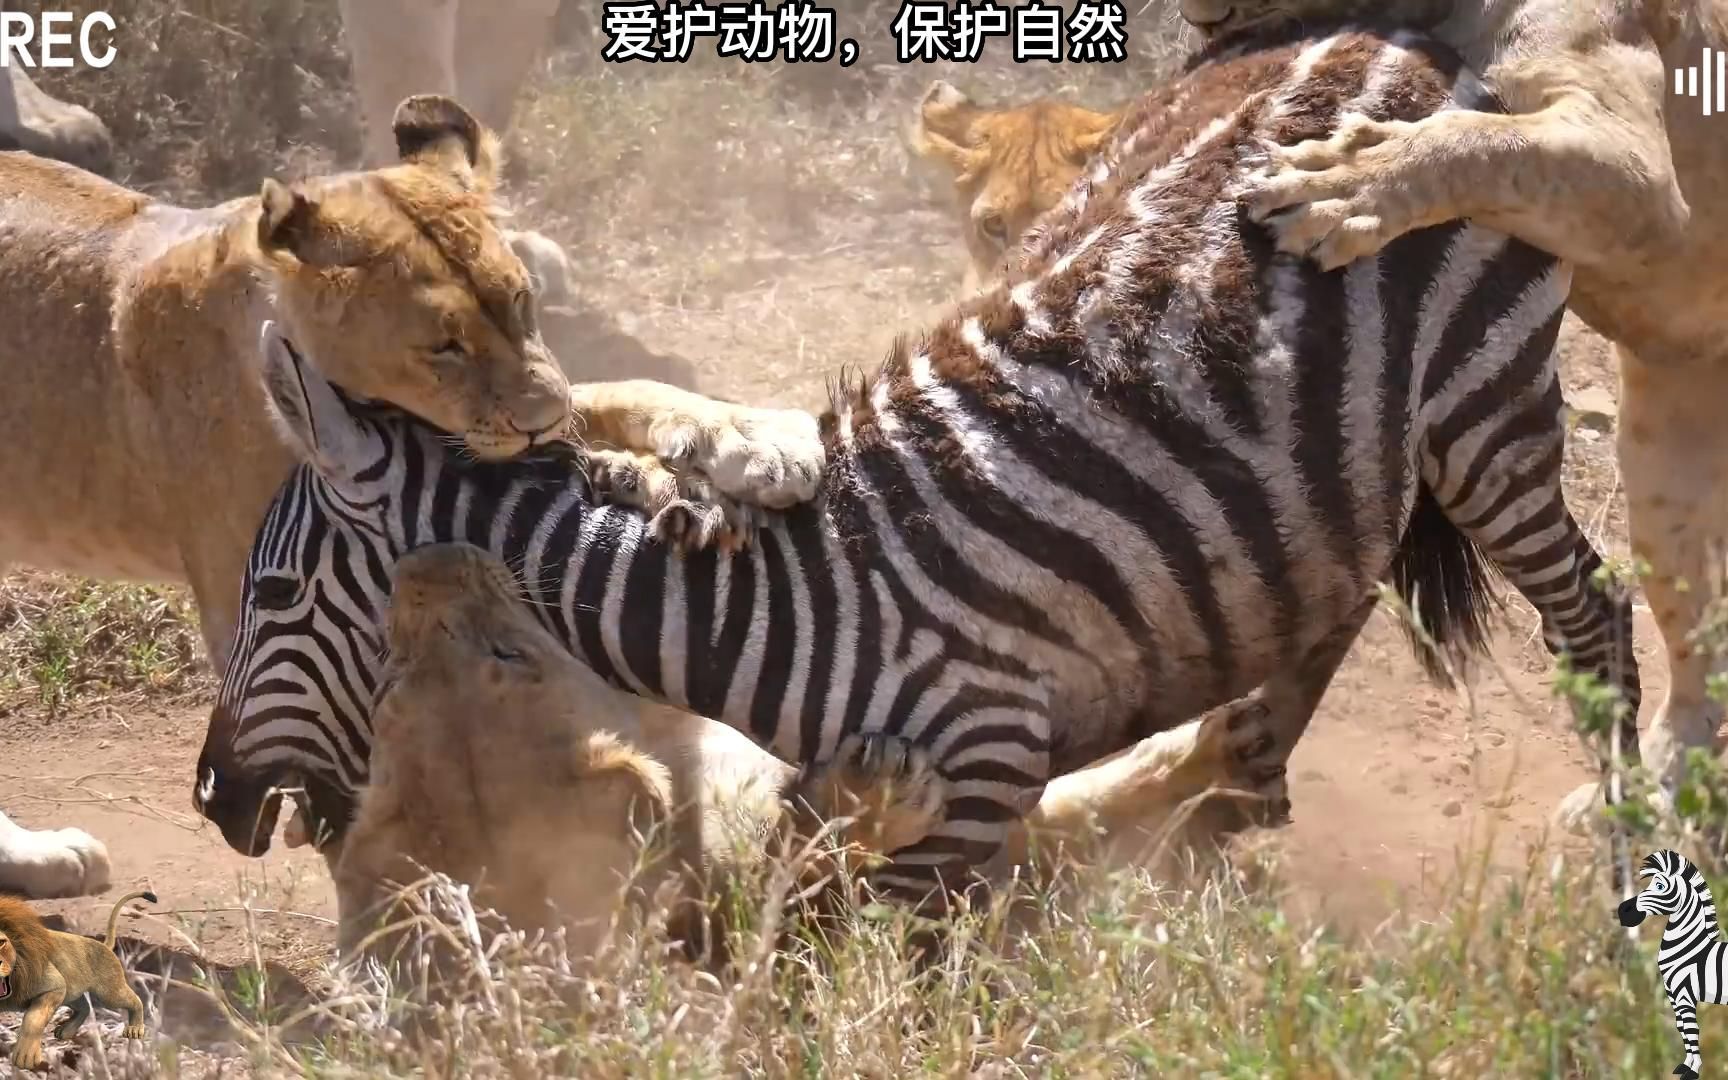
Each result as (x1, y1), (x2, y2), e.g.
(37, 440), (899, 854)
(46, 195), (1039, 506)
(868, 708), (1052, 920)
(1669, 987), (1702, 1079)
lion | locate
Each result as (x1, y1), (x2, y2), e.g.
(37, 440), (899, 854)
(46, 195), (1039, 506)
(0, 67), (112, 177)
(0, 94), (823, 900)
(330, 542), (948, 975)
(1171, 0), (1728, 828)
(332, 543), (1271, 989)
(0, 890), (156, 1071)
(910, 79), (1123, 294)
(336, 0), (701, 390)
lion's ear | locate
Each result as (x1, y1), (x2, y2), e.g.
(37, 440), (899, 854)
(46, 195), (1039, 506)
(258, 178), (319, 254)
(1071, 110), (1119, 159)
(258, 179), (366, 267)
(912, 80), (986, 178)
(392, 94), (500, 193)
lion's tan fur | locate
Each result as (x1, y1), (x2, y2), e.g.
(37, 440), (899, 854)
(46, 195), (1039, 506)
(910, 79), (1123, 294)
(1167, 0), (1728, 820)
(0, 891), (154, 1069)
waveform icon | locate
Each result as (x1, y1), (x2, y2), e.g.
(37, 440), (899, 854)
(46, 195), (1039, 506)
(1674, 46), (1727, 115)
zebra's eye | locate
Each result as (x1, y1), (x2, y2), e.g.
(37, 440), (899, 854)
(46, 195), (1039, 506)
(252, 573), (302, 612)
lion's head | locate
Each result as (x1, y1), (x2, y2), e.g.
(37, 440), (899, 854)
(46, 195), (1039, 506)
(0, 897), (54, 1004)
(254, 95), (570, 461)
(334, 542), (675, 964)
(1176, 0), (1455, 40)
(911, 80), (1121, 293)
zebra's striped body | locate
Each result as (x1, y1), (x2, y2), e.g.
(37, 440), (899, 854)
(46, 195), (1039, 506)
(194, 24), (1642, 907)
(1620, 849), (1728, 1079)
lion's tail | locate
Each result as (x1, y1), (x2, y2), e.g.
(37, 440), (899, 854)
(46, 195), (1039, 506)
(102, 890), (157, 950)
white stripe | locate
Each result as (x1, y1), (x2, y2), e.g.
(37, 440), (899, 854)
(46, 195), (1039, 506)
(767, 519), (814, 762)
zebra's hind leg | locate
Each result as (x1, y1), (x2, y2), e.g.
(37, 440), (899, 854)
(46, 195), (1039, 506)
(1423, 413), (1643, 892)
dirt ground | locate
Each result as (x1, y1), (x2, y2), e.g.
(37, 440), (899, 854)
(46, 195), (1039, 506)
(0, 21), (1653, 1067)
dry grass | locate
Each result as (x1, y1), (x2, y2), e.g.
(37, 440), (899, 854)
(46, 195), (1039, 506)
(45, 828), (1728, 1079)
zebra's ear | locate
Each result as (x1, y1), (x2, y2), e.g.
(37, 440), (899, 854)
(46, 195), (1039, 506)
(257, 320), (377, 485)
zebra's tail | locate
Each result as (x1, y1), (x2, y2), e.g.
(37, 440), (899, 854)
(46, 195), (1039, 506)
(1388, 484), (1504, 688)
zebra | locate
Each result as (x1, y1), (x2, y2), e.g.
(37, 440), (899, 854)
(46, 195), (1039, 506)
(1619, 849), (1727, 1079)
(192, 22), (1643, 912)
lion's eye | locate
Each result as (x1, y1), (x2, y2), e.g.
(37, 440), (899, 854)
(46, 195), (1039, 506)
(432, 338), (466, 360)
(491, 644), (527, 665)
(977, 212), (1009, 248)
(252, 573), (302, 612)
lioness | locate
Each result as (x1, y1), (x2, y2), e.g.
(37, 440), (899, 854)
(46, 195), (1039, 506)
(910, 80), (1123, 295)
(334, 543), (1281, 986)
(0, 95), (821, 899)
(1176, 0), (1728, 821)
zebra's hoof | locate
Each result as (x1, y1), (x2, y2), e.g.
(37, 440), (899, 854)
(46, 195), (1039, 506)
(1675, 1064), (1699, 1079)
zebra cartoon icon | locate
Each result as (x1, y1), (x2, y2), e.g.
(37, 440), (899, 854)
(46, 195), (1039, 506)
(1619, 849), (1727, 1078)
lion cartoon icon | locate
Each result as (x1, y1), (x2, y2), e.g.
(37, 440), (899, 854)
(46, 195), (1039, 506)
(0, 889), (156, 1070)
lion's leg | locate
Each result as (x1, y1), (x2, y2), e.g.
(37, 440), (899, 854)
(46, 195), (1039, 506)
(94, 978), (148, 1039)
(451, 0), (562, 139)
(567, 381), (824, 510)
(12, 988), (63, 1070)
(338, 0), (458, 168)
(0, 813), (111, 900)
(1616, 345), (1728, 798)
(52, 995), (90, 1041)
(1243, 66), (1685, 273)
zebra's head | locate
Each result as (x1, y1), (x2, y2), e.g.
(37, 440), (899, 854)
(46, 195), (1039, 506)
(194, 321), (403, 856)
(1619, 849), (1698, 927)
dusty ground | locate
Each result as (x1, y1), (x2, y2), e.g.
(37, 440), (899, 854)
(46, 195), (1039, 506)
(0, 9), (1654, 1070)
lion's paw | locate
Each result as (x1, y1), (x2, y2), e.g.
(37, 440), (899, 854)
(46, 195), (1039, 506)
(801, 734), (947, 854)
(648, 407), (824, 511)
(1241, 115), (1423, 270)
(121, 1023), (148, 1040)
(0, 818), (112, 899)
(587, 449), (761, 552)
(1220, 701), (1292, 826)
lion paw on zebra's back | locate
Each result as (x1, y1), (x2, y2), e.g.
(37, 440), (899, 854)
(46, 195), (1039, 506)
(584, 448), (763, 554)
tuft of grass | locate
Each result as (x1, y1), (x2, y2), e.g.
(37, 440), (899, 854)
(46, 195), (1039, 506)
(0, 572), (209, 716)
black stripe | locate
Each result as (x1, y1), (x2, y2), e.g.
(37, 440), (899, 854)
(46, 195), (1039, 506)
(533, 497), (587, 645)
(749, 528), (798, 745)
(569, 510), (626, 687)
(693, 548), (757, 721)
(680, 545), (726, 716)
(1288, 254), (1362, 579)
(787, 506), (840, 761)
(619, 526), (668, 700)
